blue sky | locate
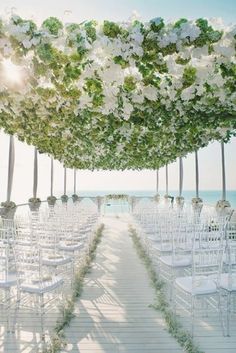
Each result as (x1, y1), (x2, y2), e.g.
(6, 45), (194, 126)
(0, 0), (235, 202)
(0, 0), (236, 23)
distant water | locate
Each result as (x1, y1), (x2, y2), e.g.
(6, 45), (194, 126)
(74, 190), (236, 208)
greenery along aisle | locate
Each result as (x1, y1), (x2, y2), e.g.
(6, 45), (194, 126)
(44, 224), (105, 353)
(0, 15), (235, 170)
(129, 226), (204, 353)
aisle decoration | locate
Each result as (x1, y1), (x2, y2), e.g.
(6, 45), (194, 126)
(0, 15), (235, 169)
(44, 224), (104, 353)
(129, 226), (204, 353)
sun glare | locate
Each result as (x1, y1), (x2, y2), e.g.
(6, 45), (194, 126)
(2, 58), (24, 85)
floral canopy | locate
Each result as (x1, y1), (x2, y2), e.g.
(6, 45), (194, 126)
(0, 15), (235, 169)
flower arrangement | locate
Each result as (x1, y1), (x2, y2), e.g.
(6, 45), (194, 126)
(1, 201), (16, 209)
(175, 196), (184, 204)
(61, 194), (69, 203)
(0, 201), (17, 219)
(105, 194), (129, 201)
(152, 194), (161, 203)
(72, 194), (79, 202)
(28, 197), (41, 204)
(47, 195), (57, 206)
(216, 199), (231, 209)
(0, 15), (235, 170)
(191, 197), (203, 205)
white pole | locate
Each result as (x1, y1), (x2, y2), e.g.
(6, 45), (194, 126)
(33, 148), (38, 199)
(156, 169), (159, 193)
(179, 157), (183, 197)
(74, 169), (77, 194)
(6, 135), (15, 202)
(195, 151), (199, 198)
(64, 167), (67, 195)
(50, 157), (54, 196)
(165, 164), (168, 195)
(221, 141), (226, 201)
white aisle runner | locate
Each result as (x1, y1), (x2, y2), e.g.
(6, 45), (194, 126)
(63, 215), (183, 353)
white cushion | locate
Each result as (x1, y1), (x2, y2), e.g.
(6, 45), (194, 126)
(160, 255), (191, 267)
(59, 241), (83, 251)
(153, 243), (172, 253)
(21, 276), (63, 294)
(175, 276), (217, 295)
(219, 273), (236, 291)
(42, 255), (72, 266)
(0, 272), (17, 288)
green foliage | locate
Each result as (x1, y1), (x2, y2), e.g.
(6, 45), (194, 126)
(103, 20), (122, 38)
(0, 15), (235, 170)
(42, 17), (63, 36)
(124, 76), (136, 92)
(182, 66), (197, 88)
(174, 18), (188, 29)
(150, 17), (165, 32)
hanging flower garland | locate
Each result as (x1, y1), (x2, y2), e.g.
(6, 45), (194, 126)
(0, 15), (235, 169)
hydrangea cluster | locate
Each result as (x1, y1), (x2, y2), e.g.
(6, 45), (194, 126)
(0, 15), (235, 169)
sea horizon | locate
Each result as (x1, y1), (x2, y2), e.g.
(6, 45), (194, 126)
(64, 189), (236, 208)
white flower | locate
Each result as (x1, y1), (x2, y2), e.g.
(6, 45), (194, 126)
(132, 92), (144, 104)
(143, 85), (157, 101)
(122, 98), (133, 120)
(22, 39), (32, 49)
(214, 38), (235, 58)
(179, 22), (201, 41)
(181, 86), (195, 101)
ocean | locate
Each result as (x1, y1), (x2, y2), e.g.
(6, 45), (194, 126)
(75, 190), (236, 209)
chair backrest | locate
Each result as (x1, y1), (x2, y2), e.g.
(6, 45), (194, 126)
(192, 229), (224, 277)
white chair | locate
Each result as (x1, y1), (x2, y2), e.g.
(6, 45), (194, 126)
(0, 227), (17, 332)
(174, 228), (224, 336)
(219, 222), (236, 336)
(14, 245), (64, 341)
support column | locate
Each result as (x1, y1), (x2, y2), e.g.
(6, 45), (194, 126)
(29, 148), (41, 211)
(61, 167), (68, 203)
(0, 135), (16, 219)
(216, 141), (231, 210)
(47, 157), (57, 206)
(154, 169), (160, 202)
(176, 157), (184, 207)
(72, 168), (79, 203)
(192, 150), (203, 212)
(164, 164), (169, 200)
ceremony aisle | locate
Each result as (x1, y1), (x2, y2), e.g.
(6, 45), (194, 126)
(62, 215), (183, 353)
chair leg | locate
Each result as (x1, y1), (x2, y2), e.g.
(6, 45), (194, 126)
(12, 288), (21, 333)
(191, 296), (196, 337)
(5, 289), (11, 333)
(226, 292), (231, 337)
(39, 294), (45, 342)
